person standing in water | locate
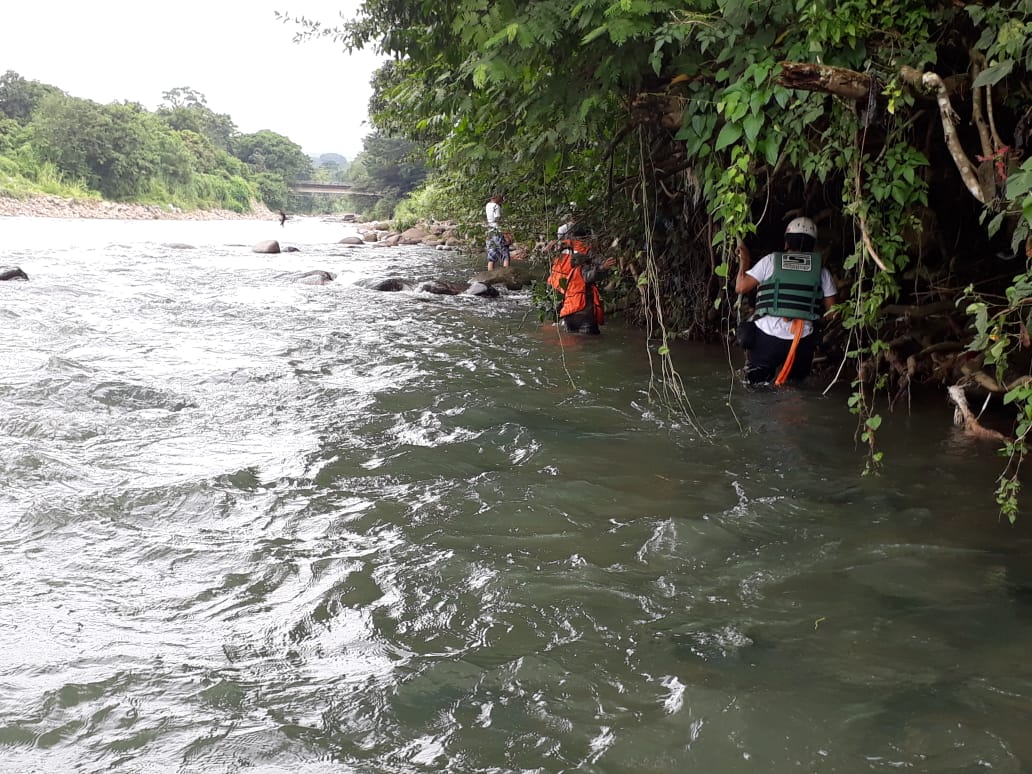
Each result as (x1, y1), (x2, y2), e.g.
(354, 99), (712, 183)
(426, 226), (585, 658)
(278, 210), (288, 227)
(547, 224), (617, 335)
(734, 216), (837, 384)
(485, 193), (511, 270)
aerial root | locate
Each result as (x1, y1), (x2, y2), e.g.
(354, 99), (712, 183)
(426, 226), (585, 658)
(946, 384), (1008, 442)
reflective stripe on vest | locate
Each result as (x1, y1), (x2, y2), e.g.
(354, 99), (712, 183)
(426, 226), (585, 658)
(754, 251), (823, 321)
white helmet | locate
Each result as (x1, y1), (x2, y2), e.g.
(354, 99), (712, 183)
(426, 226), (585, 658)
(785, 217), (817, 240)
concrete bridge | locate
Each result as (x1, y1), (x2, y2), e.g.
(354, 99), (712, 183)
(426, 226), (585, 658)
(290, 181), (382, 197)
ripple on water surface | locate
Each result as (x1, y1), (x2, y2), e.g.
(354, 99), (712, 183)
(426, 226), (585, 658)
(1, 219), (1032, 772)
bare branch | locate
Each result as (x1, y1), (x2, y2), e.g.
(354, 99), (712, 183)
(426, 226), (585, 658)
(900, 66), (987, 204)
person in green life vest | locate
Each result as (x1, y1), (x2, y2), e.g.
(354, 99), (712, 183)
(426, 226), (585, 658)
(734, 217), (837, 385)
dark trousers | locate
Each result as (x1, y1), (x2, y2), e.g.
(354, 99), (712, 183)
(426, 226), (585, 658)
(561, 309), (600, 335)
(746, 328), (819, 384)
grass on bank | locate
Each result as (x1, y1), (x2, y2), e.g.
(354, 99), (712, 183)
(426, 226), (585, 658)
(0, 154), (99, 200)
(0, 152), (263, 214)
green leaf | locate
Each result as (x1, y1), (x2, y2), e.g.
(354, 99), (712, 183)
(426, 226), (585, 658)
(987, 211), (1005, 238)
(972, 60), (1015, 89)
(743, 114), (763, 146)
(674, 122), (694, 141)
(714, 122), (743, 152)
(1006, 170), (1032, 200)
(714, 262), (729, 278)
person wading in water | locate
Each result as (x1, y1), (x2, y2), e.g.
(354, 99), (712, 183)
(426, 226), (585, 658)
(734, 216), (837, 384)
(547, 224), (617, 335)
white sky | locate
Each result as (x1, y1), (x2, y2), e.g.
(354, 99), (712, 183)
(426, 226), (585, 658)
(1, 1), (387, 159)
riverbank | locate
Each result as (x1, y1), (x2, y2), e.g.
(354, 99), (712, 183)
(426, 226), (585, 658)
(0, 193), (277, 221)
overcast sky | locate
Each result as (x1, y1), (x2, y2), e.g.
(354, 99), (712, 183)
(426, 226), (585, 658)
(1, 1), (386, 159)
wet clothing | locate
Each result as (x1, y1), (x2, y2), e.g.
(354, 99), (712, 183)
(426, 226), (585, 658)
(745, 327), (821, 383)
(746, 253), (836, 340)
(548, 239), (607, 334)
(487, 233), (510, 266)
(753, 251), (825, 321)
(744, 252), (836, 383)
(485, 200), (508, 266)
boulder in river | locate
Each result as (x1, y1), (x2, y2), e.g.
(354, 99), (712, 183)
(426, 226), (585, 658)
(296, 270), (336, 285)
(464, 281), (499, 297)
(0, 266), (28, 281)
(470, 265), (534, 290)
(420, 280), (469, 295)
(253, 240), (281, 254)
(355, 277), (415, 292)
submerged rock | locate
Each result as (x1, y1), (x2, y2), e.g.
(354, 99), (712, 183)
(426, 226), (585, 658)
(355, 277), (415, 292)
(420, 280), (469, 295)
(470, 264), (534, 290)
(296, 270), (336, 285)
(0, 266), (28, 281)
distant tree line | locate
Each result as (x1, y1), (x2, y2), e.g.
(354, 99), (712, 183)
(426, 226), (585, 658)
(0, 72), (314, 211)
(0, 71), (429, 218)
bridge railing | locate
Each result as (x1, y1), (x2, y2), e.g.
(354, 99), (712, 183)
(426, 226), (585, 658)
(289, 181), (381, 197)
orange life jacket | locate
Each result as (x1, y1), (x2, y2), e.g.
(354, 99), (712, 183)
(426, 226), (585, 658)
(548, 239), (604, 324)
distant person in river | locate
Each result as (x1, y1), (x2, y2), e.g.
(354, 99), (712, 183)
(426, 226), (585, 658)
(278, 210), (288, 227)
(547, 224), (617, 335)
(734, 216), (837, 385)
(485, 193), (511, 270)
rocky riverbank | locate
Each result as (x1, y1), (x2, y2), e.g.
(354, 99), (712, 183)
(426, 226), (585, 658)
(0, 193), (277, 221)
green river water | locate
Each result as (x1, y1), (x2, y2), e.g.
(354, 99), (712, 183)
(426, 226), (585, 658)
(0, 216), (1030, 773)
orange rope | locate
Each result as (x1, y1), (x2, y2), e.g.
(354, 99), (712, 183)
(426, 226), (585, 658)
(774, 318), (806, 386)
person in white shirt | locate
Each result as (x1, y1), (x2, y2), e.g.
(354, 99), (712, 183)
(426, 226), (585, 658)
(484, 193), (510, 269)
(734, 216), (837, 384)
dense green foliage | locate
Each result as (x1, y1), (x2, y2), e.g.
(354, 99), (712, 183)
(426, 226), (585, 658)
(297, 0), (1032, 515)
(0, 71), (311, 213)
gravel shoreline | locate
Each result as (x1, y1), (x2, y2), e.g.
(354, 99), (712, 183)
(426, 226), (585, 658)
(0, 193), (278, 221)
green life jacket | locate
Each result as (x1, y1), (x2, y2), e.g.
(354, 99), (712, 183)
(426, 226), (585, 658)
(754, 251), (823, 321)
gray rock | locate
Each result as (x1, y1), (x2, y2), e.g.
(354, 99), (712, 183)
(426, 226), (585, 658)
(355, 277), (414, 292)
(464, 281), (500, 297)
(470, 265), (534, 290)
(253, 240), (281, 254)
(0, 266), (28, 281)
(296, 270), (336, 285)
(420, 280), (468, 295)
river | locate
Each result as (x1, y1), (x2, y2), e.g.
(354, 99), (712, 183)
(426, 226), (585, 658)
(1, 216), (1031, 773)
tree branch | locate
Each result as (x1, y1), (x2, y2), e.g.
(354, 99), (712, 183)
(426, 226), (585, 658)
(776, 62), (873, 100)
(900, 66), (986, 203)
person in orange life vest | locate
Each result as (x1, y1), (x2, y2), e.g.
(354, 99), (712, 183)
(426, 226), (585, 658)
(734, 216), (837, 384)
(547, 225), (617, 334)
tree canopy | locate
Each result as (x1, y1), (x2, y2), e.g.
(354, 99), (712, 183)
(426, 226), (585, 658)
(0, 75), (324, 213)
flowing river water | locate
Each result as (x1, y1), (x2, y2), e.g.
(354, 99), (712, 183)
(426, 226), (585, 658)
(1, 216), (1032, 773)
